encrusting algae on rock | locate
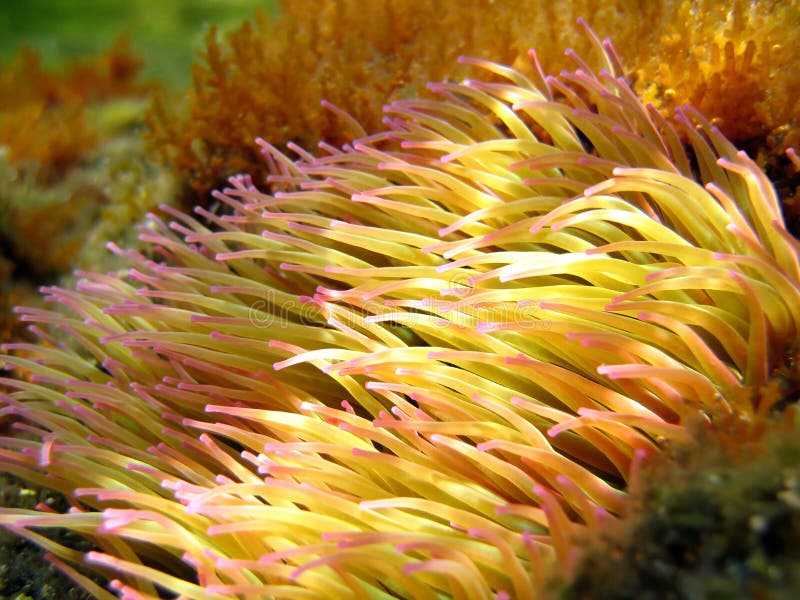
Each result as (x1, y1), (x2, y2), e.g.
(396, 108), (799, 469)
(2, 15), (800, 600)
(560, 413), (800, 598)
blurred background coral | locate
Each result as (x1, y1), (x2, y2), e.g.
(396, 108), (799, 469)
(0, 0), (274, 345)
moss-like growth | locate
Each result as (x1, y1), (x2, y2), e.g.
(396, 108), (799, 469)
(560, 412), (800, 599)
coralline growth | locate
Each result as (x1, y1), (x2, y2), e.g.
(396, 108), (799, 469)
(148, 0), (800, 213)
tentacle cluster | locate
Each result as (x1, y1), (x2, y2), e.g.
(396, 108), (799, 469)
(1, 32), (799, 599)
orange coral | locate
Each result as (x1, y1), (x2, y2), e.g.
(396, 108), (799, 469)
(147, 0), (800, 203)
(0, 36), (164, 346)
(636, 1), (800, 151)
(0, 35), (151, 182)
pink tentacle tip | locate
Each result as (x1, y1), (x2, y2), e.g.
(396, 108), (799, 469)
(84, 551), (108, 566)
(531, 482), (547, 496)
(547, 422), (569, 438)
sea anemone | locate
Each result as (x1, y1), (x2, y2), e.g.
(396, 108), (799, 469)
(2, 24), (799, 599)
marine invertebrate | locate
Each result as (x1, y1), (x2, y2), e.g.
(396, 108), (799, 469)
(148, 0), (800, 205)
(1, 27), (799, 599)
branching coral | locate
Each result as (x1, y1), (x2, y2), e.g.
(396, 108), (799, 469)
(148, 0), (800, 205)
(2, 26), (800, 599)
